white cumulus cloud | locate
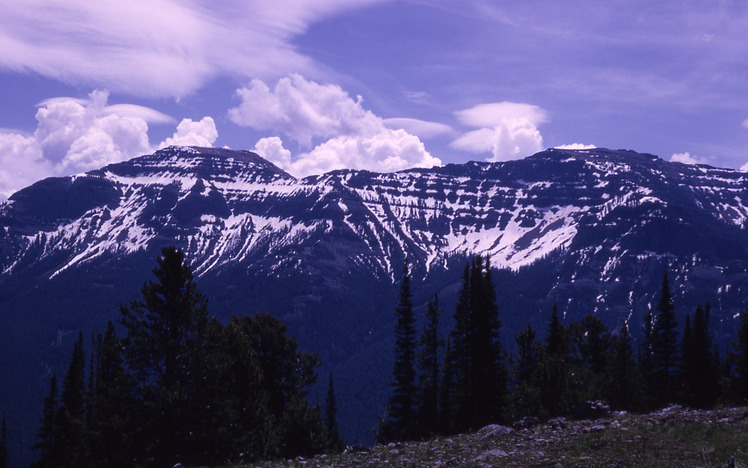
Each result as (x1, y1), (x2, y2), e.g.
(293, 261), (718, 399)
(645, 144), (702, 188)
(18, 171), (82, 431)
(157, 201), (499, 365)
(254, 137), (293, 170)
(0, 90), (220, 201)
(237, 75), (441, 177)
(0, 133), (49, 200)
(159, 117), (218, 148)
(670, 152), (709, 165)
(229, 74), (382, 146)
(555, 143), (597, 150)
(254, 130), (440, 178)
(451, 102), (548, 162)
(34, 90), (152, 174)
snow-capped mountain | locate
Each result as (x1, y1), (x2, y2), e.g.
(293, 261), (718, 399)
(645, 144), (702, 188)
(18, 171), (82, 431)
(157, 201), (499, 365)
(3, 145), (748, 459)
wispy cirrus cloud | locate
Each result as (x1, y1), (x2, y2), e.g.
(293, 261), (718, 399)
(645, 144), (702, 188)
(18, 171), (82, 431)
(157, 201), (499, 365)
(0, 0), (385, 97)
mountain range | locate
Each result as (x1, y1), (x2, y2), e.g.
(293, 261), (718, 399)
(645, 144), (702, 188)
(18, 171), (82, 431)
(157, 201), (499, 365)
(2, 145), (748, 463)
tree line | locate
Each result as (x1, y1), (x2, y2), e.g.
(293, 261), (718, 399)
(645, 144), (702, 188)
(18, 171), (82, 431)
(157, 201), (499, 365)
(30, 247), (343, 468)
(378, 257), (748, 442)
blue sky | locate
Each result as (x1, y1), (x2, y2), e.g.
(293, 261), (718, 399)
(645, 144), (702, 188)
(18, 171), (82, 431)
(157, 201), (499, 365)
(0, 0), (747, 199)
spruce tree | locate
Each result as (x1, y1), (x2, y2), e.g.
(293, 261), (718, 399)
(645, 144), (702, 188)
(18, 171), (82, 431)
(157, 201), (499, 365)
(416, 294), (442, 436)
(0, 413), (8, 468)
(651, 269), (679, 406)
(735, 308), (748, 402)
(444, 263), (472, 433)
(468, 256), (507, 427)
(88, 321), (133, 466)
(324, 372), (343, 451)
(511, 324), (543, 418)
(606, 321), (642, 411)
(438, 338), (455, 434)
(119, 246), (209, 466)
(639, 308), (656, 409)
(32, 374), (59, 468)
(55, 332), (88, 467)
(233, 313), (324, 459)
(377, 260), (417, 441)
(678, 304), (719, 408)
(538, 300), (568, 417)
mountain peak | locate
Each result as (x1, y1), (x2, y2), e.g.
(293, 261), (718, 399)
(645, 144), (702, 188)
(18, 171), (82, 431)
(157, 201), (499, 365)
(97, 145), (295, 183)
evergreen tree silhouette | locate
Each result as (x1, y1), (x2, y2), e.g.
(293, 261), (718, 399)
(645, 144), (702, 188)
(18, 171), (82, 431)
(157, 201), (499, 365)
(120, 246), (209, 466)
(377, 260), (417, 442)
(416, 294), (442, 436)
(32, 374), (59, 468)
(0, 412), (9, 468)
(652, 269), (679, 406)
(735, 308), (748, 402)
(324, 371), (344, 451)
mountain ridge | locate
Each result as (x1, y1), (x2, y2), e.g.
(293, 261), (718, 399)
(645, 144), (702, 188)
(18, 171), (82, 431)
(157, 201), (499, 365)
(3, 145), (748, 464)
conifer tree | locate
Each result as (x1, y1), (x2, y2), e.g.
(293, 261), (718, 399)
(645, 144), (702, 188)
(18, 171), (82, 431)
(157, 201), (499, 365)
(651, 269), (679, 406)
(119, 246), (209, 466)
(87, 321), (133, 466)
(324, 372), (343, 451)
(443, 263), (472, 433)
(511, 324), (543, 418)
(606, 321), (642, 411)
(538, 300), (568, 417)
(416, 294), (442, 436)
(678, 304), (719, 408)
(639, 307), (656, 409)
(735, 308), (748, 402)
(469, 256), (507, 427)
(438, 338), (455, 434)
(55, 332), (88, 467)
(32, 374), (59, 468)
(0, 412), (9, 468)
(233, 313), (325, 459)
(377, 260), (417, 441)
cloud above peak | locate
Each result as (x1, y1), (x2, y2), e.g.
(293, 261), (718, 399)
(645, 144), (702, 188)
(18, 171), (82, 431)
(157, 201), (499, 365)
(229, 74), (381, 146)
(451, 101), (549, 162)
(241, 75), (441, 177)
(0, 90), (219, 200)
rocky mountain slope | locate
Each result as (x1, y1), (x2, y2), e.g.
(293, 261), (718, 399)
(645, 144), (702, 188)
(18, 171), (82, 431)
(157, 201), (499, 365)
(251, 405), (748, 467)
(2, 145), (748, 463)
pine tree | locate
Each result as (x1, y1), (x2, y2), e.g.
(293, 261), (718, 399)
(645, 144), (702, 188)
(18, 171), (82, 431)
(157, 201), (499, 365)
(0, 412), (9, 468)
(32, 374), (59, 468)
(678, 305), (719, 408)
(538, 300), (568, 417)
(438, 338), (455, 434)
(735, 308), (748, 402)
(87, 321), (133, 466)
(606, 321), (643, 411)
(377, 260), (417, 442)
(639, 307), (657, 409)
(119, 246), (209, 466)
(511, 324), (543, 418)
(444, 262), (472, 433)
(416, 294), (442, 436)
(324, 372), (343, 451)
(651, 269), (679, 406)
(468, 256), (507, 427)
(55, 332), (88, 467)
(566, 315), (611, 408)
(230, 313), (324, 459)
